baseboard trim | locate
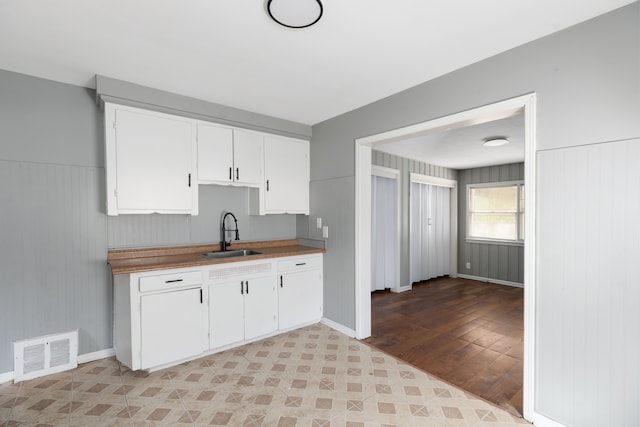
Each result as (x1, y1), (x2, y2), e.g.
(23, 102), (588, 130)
(321, 318), (356, 338)
(77, 348), (116, 365)
(391, 285), (412, 293)
(458, 274), (524, 288)
(531, 411), (566, 427)
(0, 370), (14, 384)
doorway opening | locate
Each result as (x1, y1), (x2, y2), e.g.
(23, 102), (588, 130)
(354, 93), (536, 421)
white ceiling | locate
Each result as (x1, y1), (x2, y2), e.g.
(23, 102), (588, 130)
(376, 113), (525, 170)
(0, 0), (634, 125)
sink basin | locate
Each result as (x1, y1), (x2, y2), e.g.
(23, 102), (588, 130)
(201, 249), (263, 260)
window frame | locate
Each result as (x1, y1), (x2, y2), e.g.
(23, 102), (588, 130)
(466, 180), (525, 246)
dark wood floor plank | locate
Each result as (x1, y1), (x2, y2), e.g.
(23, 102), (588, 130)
(364, 276), (524, 416)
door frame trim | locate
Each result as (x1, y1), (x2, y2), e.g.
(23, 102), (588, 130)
(354, 93), (537, 421)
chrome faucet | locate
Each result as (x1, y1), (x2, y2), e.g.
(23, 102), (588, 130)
(221, 212), (240, 251)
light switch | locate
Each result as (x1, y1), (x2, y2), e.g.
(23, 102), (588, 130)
(316, 217), (322, 229)
(322, 226), (329, 239)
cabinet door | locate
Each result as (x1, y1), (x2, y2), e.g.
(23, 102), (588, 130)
(278, 269), (322, 330)
(113, 108), (195, 213)
(233, 129), (263, 186)
(243, 276), (278, 340)
(140, 288), (204, 369)
(209, 281), (245, 348)
(264, 136), (309, 214)
(197, 123), (234, 183)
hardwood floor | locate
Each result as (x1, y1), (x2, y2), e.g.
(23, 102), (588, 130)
(363, 276), (524, 417)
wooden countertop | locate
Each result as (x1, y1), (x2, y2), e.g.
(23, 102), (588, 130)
(108, 239), (324, 275)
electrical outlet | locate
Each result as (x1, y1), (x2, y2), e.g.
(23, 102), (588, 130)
(322, 226), (329, 239)
(466, 262), (471, 269)
(316, 217), (322, 229)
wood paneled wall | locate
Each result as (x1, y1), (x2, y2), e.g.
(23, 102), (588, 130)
(457, 163), (524, 284)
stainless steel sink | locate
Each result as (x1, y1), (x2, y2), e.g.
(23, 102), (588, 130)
(201, 249), (262, 260)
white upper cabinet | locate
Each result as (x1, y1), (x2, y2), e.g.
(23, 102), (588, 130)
(197, 124), (263, 187)
(252, 135), (309, 215)
(104, 103), (198, 215)
(104, 103), (308, 216)
(233, 129), (263, 185)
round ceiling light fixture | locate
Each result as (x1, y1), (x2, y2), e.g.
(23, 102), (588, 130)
(483, 137), (510, 147)
(267, 0), (323, 29)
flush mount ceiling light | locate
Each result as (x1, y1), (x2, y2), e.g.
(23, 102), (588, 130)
(483, 137), (510, 147)
(267, 0), (323, 29)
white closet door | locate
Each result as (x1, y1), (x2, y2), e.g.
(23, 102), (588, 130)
(371, 175), (396, 291)
(411, 182), (451, 283)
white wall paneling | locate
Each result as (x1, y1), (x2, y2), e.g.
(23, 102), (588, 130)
(536, 138), (640, 427)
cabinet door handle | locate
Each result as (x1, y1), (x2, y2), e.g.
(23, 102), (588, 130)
(246, 280), (249, 294)
(236, 168), (239, 181)
(241, 280), (244, 295)
(188, 173), (191, 187)
(165, 279), (183, 283)
(200, 288), (203, 304)
(266, 179), (270, 191)
(295, 263), (306, 266)
(229, 167), (232, 181)
(280, 275), (283, 288)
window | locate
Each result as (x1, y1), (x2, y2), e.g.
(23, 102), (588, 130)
(467, 181), (524, 244)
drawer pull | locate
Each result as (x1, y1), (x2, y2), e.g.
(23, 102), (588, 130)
(295, 263), (307, 266)
(165, 279), (183, 284)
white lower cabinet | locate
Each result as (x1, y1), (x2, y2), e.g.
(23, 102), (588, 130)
(140, 287), (205, 369)
(113, 253), (321, 371)
(113, 269), (206, 371)
(277, 255), (323, 330)
(209, 275), (277, 349)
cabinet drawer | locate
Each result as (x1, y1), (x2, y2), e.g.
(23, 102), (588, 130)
(277, 256), (321, 272)
(139, 271), (202, 292)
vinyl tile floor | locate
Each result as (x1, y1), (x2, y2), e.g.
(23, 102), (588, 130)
(0, 324), (530, 426)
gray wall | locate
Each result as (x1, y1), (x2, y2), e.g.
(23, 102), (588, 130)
(308, 3), (639, 425)
(372, 150), (457, 288)
(458, 163), (524, 284)
(0, 69), (304, 373)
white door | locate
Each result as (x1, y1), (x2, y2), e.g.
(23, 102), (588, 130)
(371, 175), (397, 291)
(264, 135), (309, 213)
(278, 269), (322, 330)
(197, 123), (234, 183)
(115, 108), (194, 211)
(243, 276), (277, 340)
(209, 281), (245, 348)
(140, 288), (204, 369)
(233, 129), (263, 185)
(410, 182), (451, 283)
